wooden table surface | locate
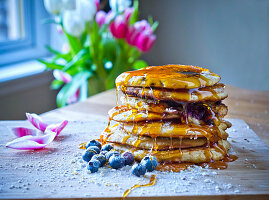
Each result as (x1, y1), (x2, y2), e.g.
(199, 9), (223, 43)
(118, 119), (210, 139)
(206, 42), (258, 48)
(1, 85), (269, 200)
(42, 85), (269, 146)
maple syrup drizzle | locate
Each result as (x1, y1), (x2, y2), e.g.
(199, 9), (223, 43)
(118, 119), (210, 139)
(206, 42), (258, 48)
(116, 86), (119, 106)
(169, 135), (173, 150)
(122, 135), (131, 144)
(178, 136), (183, 159)
(134, 136), (142, 148)
(121, 84), (225, 103)
(117, 65), (220, 90)
(153, 136), (159, 150)
(157, 154), (238, 172)
(102, 65), (234, 177)
(121, 175), (157, 200)
(204, 140), (213, 162)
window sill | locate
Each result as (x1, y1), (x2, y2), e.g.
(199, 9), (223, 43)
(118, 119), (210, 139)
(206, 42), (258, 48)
(0, 59), (46, 83)
(0, 59), (55, 97)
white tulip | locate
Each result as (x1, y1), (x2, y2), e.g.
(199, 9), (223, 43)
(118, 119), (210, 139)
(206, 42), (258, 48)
(76, 0), (97, 22)
(109, 0), (132, 12)
(63, 10), (85, 37)
(62, 0), (76, 10)
(44, 0), (63, 15)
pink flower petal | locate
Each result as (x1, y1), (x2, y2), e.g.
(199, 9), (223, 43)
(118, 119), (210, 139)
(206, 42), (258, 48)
(105, 10), (115, 24)
(12, 127), (37, 137)
(26, 113), (48, 132)
(46, 120), (68, 136)
(6, 113), (69, 150)
(145, 34), (156, 52)
(95, 0), (100, 10)
(53, 70), (72, 84)
(109, 15), (127, 39)
(56, 25), (63, 34)
(6, 130), (57, 150)
(124, 7), (134, 21)
(95, 10), (106, 26)
(67, 88), (80, 105)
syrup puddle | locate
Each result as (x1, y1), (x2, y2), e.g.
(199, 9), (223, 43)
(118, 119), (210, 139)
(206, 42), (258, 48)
(121, 174), (157, 200)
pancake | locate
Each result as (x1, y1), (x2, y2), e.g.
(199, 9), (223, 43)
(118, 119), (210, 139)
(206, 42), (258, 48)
(108, 106), (180, 122)
(111, 139), (230, 163)
(101, 127), (208, 150)
(99, 64), (234, 169)
(117, 120), (229, 139)
(120, 96), (180, 114)
(108, 105), (228, 126)
(121, 95), (228, 117)
(116, 65), (220, 89)
(121, 83), (227, 102)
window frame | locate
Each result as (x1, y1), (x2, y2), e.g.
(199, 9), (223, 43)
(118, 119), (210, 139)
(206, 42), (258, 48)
(0, 0), (51, 67)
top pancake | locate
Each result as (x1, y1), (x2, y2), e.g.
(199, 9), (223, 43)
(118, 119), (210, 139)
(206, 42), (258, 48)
(116, 65), (220, 89)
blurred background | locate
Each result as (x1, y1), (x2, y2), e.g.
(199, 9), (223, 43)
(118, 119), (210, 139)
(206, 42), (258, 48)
(0, 0), (268, 120)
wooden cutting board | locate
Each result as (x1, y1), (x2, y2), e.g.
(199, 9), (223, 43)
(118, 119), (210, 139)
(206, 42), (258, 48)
(0, 119), (268, 200)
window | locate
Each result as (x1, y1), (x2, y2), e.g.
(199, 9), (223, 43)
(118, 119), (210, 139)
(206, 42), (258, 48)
(0, 0), (50, 66)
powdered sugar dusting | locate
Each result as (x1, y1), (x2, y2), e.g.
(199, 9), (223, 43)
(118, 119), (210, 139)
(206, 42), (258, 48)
(1, 119), (268, 198)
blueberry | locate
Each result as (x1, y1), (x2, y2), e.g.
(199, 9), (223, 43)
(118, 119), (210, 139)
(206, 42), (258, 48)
(100, 150), (109, 156)
(101, 144), (114, 152)
(87, 146), (100, 154)
(86, 139), (102, 149)
(109, 155), (125, 169)
(106, 151), (120, 160)
(131, 163), (146, 177)
(82, 149), (97, 162)
(140, 156), (158, 172)
(121, 151), (134, 165)
(87, 159), (101, 173)
(92, 154), (106, 167)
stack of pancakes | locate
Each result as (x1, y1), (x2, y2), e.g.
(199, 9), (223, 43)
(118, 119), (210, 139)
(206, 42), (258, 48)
(100, 65), (232, 167)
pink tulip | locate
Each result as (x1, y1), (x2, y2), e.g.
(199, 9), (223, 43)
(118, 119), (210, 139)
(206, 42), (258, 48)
(95, 10), (106, 27)
(109, 15), (127, 39)
(134, 20), (152, 33)
(53, 70), (72, 84)
(126, 26), (139, 46)
(124, 7), (134, 21)
(126, 20), (152, 46)
(105, 10), (115, 24)
(95, 0), (100, 11)
(136, 30), (156, 52)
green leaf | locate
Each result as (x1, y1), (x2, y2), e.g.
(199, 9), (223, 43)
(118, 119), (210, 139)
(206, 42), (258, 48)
(51, 80), (64, 90)
(46, 45), (62, 55)
(37, 59), (64, 70)
(63, 48), (88, 71)
(64, 30), (82, 54)
(56, 71), (92, 107)
(133, 60), (148, 70)
(129, 0), (139, 25)
(103, 37), (117, 62)
(151, 21), (159, 32)
(81, 31), (88, 47)
(148, 16), (153, 25)
(45, 46), (71, 62)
